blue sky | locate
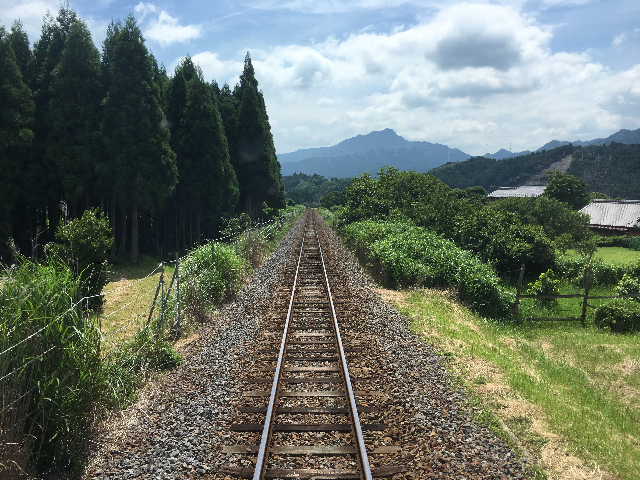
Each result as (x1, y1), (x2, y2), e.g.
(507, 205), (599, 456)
(2, 0), (640, 156)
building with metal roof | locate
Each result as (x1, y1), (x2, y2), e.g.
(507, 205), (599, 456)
(487, 185), (546, 200)
(579, 200), (640, 235)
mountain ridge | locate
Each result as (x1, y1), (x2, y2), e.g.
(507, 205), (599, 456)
(278, 127), (640, 178)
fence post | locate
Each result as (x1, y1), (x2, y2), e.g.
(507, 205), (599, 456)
(76, 286), (84, 331)
(146, 263), (164, 328)
(159, 275), (166, 336)
(581, 265), (593, 327)
(174, 251), (181, 339)
(514, 264), (525, 320)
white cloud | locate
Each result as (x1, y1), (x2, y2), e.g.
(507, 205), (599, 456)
(134, 4), (201, 47)
(0, 0), (58, 42)
(223, 2), (640, 155)
(187, 51), (243, 84)
(612, 33), (626, 46)
(134, 2), (157, 19)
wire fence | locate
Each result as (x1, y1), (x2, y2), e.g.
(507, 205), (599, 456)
(0, 207), (305, 472)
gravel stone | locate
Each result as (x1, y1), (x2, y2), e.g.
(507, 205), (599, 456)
(83, 213), (531, 479)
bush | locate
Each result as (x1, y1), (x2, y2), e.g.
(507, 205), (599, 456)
(598, 235), (630, 248)
(180, 241), (249, 316)
(341, 221), (511, 318)
(51, 209), (112, 311)
(613, 274), (640, 299)
(525, 269), (561, 307)
(594, 298), (640, 333)
(630, 237), (640, 252)
(556, 255), (630, 286)
(451, 208), (556, 275)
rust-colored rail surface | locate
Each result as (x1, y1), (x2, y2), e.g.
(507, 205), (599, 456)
(219, 210), (403, 479)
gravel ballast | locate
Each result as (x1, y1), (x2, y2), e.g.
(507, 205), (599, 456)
(84, 212), (530, 479)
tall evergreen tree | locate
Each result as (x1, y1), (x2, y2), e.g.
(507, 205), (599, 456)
(232, 52), (285, 216)
(0, 26), (34, 245)
(166, 57), (238, 246)
(45, 17), (102, 215)
(8, 20), (33, 80)
(27, 6), (79, 241)
(100, 15), (177, 263)
(179, 72), (239, 238)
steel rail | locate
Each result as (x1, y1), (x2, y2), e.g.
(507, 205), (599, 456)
(314, 216), (374, 480)
(252, 217), (308, 480)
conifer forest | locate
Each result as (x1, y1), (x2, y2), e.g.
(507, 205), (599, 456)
(0, 6), (285, 265)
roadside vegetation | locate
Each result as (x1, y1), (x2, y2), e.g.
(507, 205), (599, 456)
(0, 205), (303, 478)
(323, 166), (640, 479)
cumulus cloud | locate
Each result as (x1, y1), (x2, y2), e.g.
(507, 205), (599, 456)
(134, 3), (201, 47)
(187, 52), (243, 84)
(0, 0), (58, 41)
(230, 2), (640, 155)
(433, 33), (521, 71)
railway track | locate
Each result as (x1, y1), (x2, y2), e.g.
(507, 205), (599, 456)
(219, 210), (404, 479)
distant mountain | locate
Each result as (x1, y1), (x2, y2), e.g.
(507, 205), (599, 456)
(485, 148), (531, 160)
(536, 128), (640, 152)
(278, 128), (410, 163)
(278, 127), (640, 179)
(279, 129), (470, 177)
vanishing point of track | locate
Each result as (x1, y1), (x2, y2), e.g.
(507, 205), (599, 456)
(219, 210), (404, 479)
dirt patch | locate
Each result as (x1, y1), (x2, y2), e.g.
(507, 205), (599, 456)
(174, 333), (201, 353)
(463, 358), (615, 480)
(375, 288), (410, 309)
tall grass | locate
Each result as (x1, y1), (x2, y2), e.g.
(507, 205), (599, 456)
(0, 258), (103, 475)
(181, 240), (250, 320)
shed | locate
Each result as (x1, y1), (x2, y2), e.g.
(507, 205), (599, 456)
(579, 200), (640, 235)
(487, 185), (546, 200)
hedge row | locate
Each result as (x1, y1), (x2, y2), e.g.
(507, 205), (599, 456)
(341, 221), (511, 319)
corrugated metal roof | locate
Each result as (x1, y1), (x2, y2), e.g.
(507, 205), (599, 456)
(488, 186), (546, 198)
(580, 201), (640, 228)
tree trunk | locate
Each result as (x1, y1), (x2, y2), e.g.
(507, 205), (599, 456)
(187, 208), (193, 248)
(195, 209), (201, 245)
(118, 205), (127, 257)
(131, 199), (139, 264)
(109, 200), (117, 262)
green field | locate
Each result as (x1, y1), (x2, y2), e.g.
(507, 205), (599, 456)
(568, 246), (640, 264)
(385, 288), (640, 480)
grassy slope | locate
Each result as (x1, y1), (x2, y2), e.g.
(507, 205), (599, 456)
(384, 288), (639, 480)
(100, 258), (174, 352)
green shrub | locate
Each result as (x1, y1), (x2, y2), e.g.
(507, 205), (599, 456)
(181, 241), (249, 312)
(525, 269), (561, 307)
(613, 274), (640, 299)
(594, 298), (640, 333)
(556, 255), (630, 286)
(598, 235), (630, 248)
(51, 209), (112, 311)
(630, 237), (640, 251)
(341, 221), (510, 318)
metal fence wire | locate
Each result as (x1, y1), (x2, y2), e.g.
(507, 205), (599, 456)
(0, 207), (305, 447)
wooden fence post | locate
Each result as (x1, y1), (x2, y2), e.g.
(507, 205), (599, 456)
(514, 264), (525, 320)
(581, 265), (593, 327)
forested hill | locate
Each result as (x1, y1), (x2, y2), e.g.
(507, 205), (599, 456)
(280, 129), (469, 177)
(279, 127), (640, 178)
(429, 142), (640, 199)
(0, 7), (284, 264)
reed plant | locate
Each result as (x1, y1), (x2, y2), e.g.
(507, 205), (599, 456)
(0, 257), (104, 475)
